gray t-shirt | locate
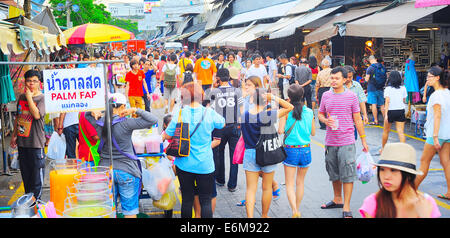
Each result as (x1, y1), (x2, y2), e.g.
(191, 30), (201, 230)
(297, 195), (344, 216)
(86, 109), (158, 178)
(295, 65), (312, 85)
(16, 94), (46, 149)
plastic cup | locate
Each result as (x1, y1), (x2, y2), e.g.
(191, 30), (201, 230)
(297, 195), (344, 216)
(63, 205), (116, 218)
(330, 115), (339, 130)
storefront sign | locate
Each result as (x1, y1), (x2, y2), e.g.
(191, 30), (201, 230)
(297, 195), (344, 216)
(415, 0), (450, 8)
(43, 67), (105, 113)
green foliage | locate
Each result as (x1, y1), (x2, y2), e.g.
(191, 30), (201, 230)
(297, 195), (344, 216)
(49, 0), (139, 35)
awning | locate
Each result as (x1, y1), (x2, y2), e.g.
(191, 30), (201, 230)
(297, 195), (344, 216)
(0, 25), (24, 55)
(223, 23), (275, 49)
(200, 28), (241, 47)
(218, 21), (256, 47)
(254, 17), (294, 37)
(205, 1), (232, 31)
(286, 0), (325, 15)
(304, 5), (386, 45)
(221, 0), (300, 27)
(269, 6), (341, 40)
(173, 31), (198, 41)
(344, 2), (447, 38)
(177, 16), (192, 35)
(188, 30), (207, 43)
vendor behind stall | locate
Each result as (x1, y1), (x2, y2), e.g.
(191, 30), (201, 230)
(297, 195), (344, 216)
(85, 93), (158, 218)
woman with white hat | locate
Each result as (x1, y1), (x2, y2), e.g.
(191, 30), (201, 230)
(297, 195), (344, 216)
(359, 143), (441, 218)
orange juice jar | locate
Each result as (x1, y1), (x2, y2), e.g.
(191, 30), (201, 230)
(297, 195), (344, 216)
(49, 159), (80, 215)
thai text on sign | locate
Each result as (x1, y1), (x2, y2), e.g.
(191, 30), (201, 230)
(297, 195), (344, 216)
(43, 67), (106, 113)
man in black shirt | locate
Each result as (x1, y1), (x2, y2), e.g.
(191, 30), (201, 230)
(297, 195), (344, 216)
(208, 68), (243, 192)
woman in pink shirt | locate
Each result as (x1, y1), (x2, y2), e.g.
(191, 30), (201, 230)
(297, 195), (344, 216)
(359, 143), (441, 218)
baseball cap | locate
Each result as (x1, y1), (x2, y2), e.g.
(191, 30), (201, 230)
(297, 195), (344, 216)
(109, 93), (127, 105)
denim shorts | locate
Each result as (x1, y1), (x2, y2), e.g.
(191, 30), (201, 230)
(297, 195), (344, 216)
(113, 169), (141, 216)
(425, 137), (450, 146)
(283, 146), (312, 168)
(243, 148), (278, 173)
(367, 90), (385, 105)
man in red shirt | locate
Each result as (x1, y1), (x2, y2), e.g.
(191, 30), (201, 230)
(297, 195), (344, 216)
(126, 59), (150, 116)
(78, 111), (99, 166)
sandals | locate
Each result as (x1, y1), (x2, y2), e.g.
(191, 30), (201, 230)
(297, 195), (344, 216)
(236, 200), (246, 207)
(321, 201), (344, 209)
(343, 211), (353, 218)
(273, 188), (281, 201)
(369, 121), (378, 125)
(438, 194), (450, 200)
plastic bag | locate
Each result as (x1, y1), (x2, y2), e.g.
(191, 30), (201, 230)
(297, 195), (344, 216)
(9, 146), (19, 170)
(152, 182), (176, 210)
(142, 156), (175, 200)
(356, 152), (376, 184)
(46, 131), (66, 161)
(233, 136), (245, 164)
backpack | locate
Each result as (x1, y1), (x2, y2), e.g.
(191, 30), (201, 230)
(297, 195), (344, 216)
(371, 63), (387, 90)
(164, 65), (177, 88)
(183, 71), (194, 84)
(288, 64), (297, 84)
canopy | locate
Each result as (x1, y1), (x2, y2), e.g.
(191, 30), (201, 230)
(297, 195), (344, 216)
(344, 2), (447, 38)
(63, 23), (135, 45)
(200, 28), (240, 47)
(188, 30), (207, 43)
(223, 23), (274, 49)
(269, 6), (341, 39)
(286, 0), (325, 15)
(221, 0), (299, 27)
(304, 5), (386, 45)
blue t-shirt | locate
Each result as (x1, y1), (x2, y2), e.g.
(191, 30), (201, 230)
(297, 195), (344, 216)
(166, 105), (225, 174)
(284, 106), (314, 146)
(143, 70), (155, 94)
(241, 109), (277, 149)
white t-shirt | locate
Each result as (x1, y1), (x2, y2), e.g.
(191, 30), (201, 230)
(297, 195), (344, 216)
(267, 59), (278, 83)
(425, 88), (450, 139)
(384, 86), (407, 110)
(245, 64), (268, 83)
(63, 112), (79, 128)
(162, 63), (181, 76)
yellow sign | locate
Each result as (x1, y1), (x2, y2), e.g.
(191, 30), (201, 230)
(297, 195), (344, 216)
(9, 5), (25, 18)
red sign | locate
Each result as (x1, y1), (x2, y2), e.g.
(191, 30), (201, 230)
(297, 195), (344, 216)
(415, 0), (450, 8)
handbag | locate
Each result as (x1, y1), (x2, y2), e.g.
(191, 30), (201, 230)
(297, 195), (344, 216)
(232, 135), (245, 165)
(255, 120), (287, 167)
(166, 107), (207, 157)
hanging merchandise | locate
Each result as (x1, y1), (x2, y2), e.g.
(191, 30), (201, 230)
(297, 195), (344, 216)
(404, 57), (420, 104)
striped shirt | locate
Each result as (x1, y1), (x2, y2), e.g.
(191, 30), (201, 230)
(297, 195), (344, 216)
(319, 89), (360, 146)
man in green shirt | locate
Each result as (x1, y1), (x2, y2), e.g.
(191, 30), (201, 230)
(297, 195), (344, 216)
(345, 65), (369, 126)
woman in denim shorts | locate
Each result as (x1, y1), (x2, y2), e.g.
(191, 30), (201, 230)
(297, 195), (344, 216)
(241, 83), (293, 218)
(278, 84), (315, 218)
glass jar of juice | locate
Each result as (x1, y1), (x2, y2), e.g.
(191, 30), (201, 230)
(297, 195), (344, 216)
(49, 159), (79, 215)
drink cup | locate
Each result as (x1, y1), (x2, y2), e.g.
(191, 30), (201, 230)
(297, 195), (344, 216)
(330, 115), (339, 130)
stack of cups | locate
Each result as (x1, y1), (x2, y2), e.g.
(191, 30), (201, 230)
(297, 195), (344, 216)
(63, 165), (116, 218)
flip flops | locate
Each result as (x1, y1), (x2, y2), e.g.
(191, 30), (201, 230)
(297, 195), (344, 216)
(343, 211), (353, 218)
(273, 188), (281, 201)
(321, 201), (344, 209)
(438, 194), (450, 200)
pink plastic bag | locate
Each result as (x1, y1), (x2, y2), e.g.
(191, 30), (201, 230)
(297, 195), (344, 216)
(233, 136), (245, 164)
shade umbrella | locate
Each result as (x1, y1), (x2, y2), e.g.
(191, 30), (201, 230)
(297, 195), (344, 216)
(63, 23), (135, 45)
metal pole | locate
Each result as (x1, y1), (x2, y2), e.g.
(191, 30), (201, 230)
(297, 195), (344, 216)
(66, 0), (72, 28)
(102, 63), (116, 207)
(1, 104), (12, 176)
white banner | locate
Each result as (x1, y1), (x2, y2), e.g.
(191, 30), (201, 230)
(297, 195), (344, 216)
(43, 67), (106, 114)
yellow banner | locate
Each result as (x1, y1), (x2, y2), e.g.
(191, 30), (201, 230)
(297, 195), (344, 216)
(8, 6), (25, 18)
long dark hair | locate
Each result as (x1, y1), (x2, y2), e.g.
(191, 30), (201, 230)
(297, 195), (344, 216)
(375, 167), (417, 218)
(308, 56), (318, 69)
(287, 84), (304, 121)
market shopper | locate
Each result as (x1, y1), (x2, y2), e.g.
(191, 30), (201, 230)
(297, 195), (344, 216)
(415, 67), (450, 200)
(125, 59), (151, 115)
(78, 111), (99, 167)
(381, 71), (408, 152)
(359, 143), (441, 218)
(315, 59), (333, 124)
(365, 55), (387, 125)
(278, 84), (315, 218)
(85, 93), (158, 218)
(163, 82), (225, 218)
(309, 56), (320, 110)
(194, 49), (217, 92)
(295, 58), (313, 109)
(161, 53), (180, 113)
(10, 70), (46, 200)
(265, 51), (278, 90)
(244, 54), (269, 88)
(241, 87), (293, 218)
(318, 67), (369, 218)
(208, 68), (243, 192)
(57, 112), (79, 159)
(277, 54), (293, 100)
